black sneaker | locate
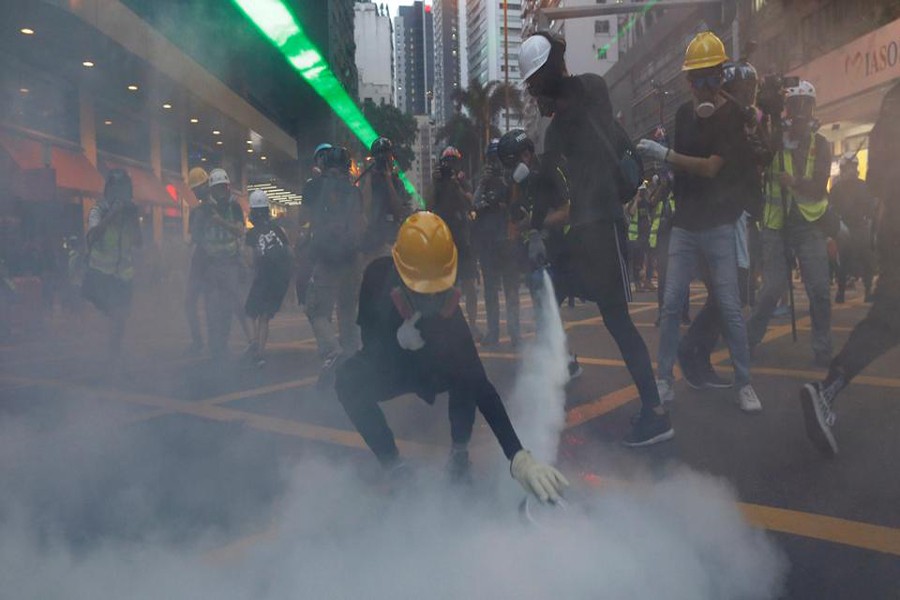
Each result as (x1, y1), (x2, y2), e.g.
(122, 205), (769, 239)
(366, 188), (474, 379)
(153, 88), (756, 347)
(622, 410), (675, 448)
(800, 383), (838, 457)
(697, 366), (733, 389)
(445, 448), (473, 484)
(678, 347), (705, 389)
(567, 354), (584, 381)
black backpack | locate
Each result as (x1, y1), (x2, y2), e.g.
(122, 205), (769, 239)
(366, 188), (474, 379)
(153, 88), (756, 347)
(309, 176), (362, 265)
(584, 112), (644, 204)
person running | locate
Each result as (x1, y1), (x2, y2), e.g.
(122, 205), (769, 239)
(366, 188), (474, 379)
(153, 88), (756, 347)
(473, 138), (520, 348)
(244, 190), (291, 367)
(747, 80), (833, 367)
(431, 146), (482, 340)
(184, 167), (210, 355)
(304, 146), (364, 386)
(635, 31), (762, 413)
(359, 137), (411, 267)
(800, 82), (900, 457)
(831, 153), (877, 304)
(191, 168), (246, 359)
(83, 169), (142, 368)
(335, 211), (569, 501)
(519, 31), (671, 446)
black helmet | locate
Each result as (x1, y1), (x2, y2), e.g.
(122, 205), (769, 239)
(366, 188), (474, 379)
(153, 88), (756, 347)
(324, 146), (352, 172)
(104, 168), (133, 204)
(722, 61), (758, 85)
(497, 129), (534, 168)
(371, 137), (393, 155)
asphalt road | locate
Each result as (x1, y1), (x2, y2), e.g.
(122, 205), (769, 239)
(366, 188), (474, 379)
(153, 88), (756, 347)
(1, 276), (897, 599)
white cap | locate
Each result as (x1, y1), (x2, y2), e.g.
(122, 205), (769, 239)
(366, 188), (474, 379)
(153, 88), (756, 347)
(208, 168), (230, 187)
(519, 35), (553, 81)
(249, 189), (269, 209)
(785, 80), (816, 100)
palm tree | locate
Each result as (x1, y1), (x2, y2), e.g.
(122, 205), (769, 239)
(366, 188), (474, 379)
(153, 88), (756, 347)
(452, 79), (524, 172)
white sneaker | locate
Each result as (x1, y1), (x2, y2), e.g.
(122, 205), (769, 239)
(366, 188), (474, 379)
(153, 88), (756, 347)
(737, 384), (763, 413)
(656, 379), (675, 404)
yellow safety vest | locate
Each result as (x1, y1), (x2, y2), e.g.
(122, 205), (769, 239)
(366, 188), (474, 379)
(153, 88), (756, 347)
(649, 195), (676, 249)
(88, 219), (136, 281)
(763, 134), (828, 230)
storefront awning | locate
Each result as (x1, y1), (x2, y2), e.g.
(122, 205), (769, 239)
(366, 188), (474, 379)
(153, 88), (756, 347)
(103, 161), (173, 207)
(0, 131), (104, 197)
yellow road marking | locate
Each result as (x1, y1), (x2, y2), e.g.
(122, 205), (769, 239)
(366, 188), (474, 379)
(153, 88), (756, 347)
(739, 503), (900, 557)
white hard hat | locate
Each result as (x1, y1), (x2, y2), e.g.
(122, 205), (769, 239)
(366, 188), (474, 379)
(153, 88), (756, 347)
(785, 80), (816, 100)
(519, 35), (553, 81)
(208, 168), (230, 187)
(249, 189), (269, 209)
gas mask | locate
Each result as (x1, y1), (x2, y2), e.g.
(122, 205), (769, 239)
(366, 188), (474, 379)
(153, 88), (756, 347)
(695, 102), (717, 119)
(512, 162), (531, 184)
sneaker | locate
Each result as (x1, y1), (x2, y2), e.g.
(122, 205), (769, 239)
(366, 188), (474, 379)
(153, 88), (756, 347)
(800, 382), (838, 457)
(622, 410), (675, 447)
(737, 384), (763, 413)
(445, 448), (473, 484)
(677, 347), (705, 389)
(656, 379), (675, 404)
(697, 367), (733, 389)
(567, 354), (584, 381)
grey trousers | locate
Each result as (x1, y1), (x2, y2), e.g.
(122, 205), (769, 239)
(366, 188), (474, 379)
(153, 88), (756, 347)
(305, 260), (362, 360)
(748, 224), (832, 359)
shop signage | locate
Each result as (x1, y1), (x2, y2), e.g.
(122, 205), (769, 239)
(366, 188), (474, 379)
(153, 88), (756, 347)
(792, 18), (900, 108)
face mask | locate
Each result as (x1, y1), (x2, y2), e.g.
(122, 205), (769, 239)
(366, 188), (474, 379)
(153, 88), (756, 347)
(512, 162), (531, 183)
(695, 102), (717, 118)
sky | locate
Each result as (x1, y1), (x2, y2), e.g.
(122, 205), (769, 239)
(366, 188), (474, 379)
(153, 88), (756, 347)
(383, 0), (416, 18)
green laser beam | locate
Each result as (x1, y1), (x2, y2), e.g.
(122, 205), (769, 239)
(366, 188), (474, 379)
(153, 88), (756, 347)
(598, 0), (661, 59)
(231, 0), (424, 207)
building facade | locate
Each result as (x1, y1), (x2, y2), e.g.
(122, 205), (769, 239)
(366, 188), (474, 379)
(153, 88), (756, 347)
(433, 0), (462, 128)
(467, 0), (524, 127)
(396, 1), (435, 116)
(355, 2), (394, 106)
(408, 115), (434, 198)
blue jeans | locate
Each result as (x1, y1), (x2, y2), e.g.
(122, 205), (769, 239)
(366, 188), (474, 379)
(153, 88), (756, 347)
(659, 225), (751, 386)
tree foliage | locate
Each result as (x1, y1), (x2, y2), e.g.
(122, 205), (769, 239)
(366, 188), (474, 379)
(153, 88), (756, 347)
(362, 99), (418, 171)
(447, 79), (523, 175)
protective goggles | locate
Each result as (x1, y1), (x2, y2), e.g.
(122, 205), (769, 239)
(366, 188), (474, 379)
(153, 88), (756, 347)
(688, 74), (723, 90)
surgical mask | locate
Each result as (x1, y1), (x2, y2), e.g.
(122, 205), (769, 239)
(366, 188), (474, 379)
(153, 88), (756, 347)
(512, 162), (531, 183)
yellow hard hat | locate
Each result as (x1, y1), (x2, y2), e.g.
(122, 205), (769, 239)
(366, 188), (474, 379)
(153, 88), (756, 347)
(683, 31), (728, 71)
(188, 167), (209, 190)
(392, 211), (458, 294)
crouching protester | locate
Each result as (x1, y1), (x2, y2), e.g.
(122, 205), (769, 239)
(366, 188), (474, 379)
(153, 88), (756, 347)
(334, 212), (569, 503)
(83, 169), (142, 367)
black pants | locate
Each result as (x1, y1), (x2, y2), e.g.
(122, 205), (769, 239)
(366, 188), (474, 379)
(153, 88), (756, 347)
(335, 353), (477, 465)
(833, 264), (900, 381)
(837, 231), (876, 297)
(568, 220), (661, 411)
(481, 241), (521, 341)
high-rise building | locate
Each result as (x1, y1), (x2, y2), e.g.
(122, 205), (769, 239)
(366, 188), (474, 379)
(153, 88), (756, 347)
(408, 115), (434, 198)
(355, 2), (394, 106)
(433, 0), (462, 127)
(396, 1), (435, 116)
(466, 0), (523, 125)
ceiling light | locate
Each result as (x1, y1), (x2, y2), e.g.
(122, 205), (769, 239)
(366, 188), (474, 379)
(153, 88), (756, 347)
(260, 156), (267, 160)
(104, 120), (113, 126)
(201, 157), (207, 162)
(216, 140), (223, 145)
(82, 60), (95, 68)
(20, 28), (35, 36)
(190, 118), (199, 124)
(212, 130), (221, 135)
(18, 88), (28, 94)
(247, 148), (254, 153)
(246, 140), (253, 145)
(162, 103), (172, 109)
(127, 84), (139, 91)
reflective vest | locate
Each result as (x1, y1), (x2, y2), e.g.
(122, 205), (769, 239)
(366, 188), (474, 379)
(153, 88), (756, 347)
(199, 203), (242, 258)
(627, 200), (651, 242)
(88, 218), (137, 281)
(763, 134), (828, 230)
(649, 195), (676, 249)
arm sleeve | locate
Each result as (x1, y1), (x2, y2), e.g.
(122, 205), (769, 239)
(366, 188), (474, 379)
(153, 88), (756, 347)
(794, 134), (831, 200)
(87, 205), (103, 230)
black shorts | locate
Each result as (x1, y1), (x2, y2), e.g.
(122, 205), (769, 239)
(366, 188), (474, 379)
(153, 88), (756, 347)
(82, 268), (133, 315)
(566, 219), (633, 308)
(245, 271), (289, 319)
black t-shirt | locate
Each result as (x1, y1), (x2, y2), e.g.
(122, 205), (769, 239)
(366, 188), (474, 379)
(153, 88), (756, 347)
(830, 178), (876, 231)
(245, 223), (290, 275)
(355, 257), (523, 460)
(521, 160), (570, 232)
(672, 101), (748, 231)
(543, 74), (621, 225)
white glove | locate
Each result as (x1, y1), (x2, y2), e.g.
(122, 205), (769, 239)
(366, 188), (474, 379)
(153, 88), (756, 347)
(637, 139), (670, 162)
(510, 449), (570, 504)
(397, 312), (425, 351)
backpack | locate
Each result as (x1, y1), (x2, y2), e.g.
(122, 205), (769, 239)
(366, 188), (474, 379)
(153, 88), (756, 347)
(308, 176), (363, 265)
